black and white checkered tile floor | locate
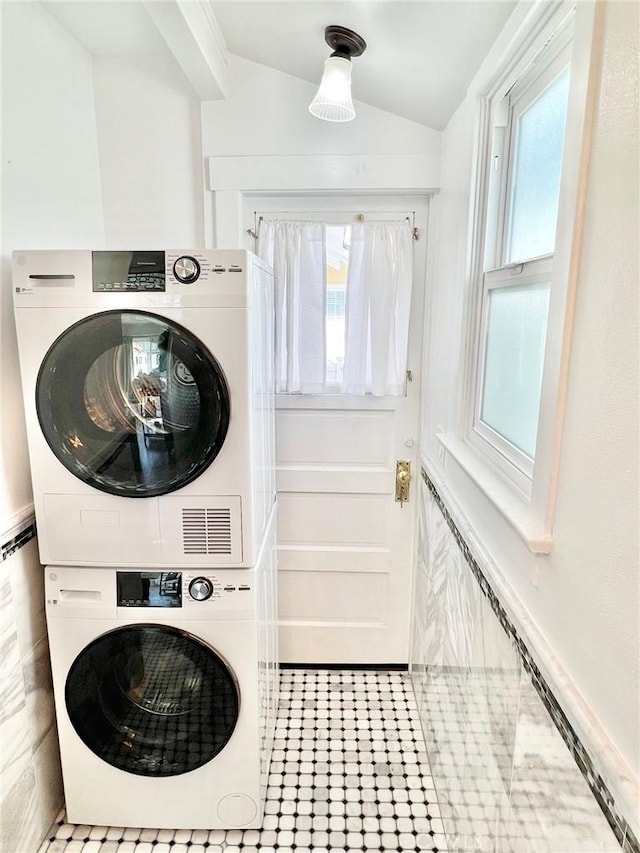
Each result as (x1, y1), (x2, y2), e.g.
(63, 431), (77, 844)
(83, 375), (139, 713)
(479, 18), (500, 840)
(40, 669), (448, 853)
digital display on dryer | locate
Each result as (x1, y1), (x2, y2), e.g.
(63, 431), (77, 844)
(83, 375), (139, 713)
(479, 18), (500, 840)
(117, 571), (182, 607)
(92, 251), (166, 292)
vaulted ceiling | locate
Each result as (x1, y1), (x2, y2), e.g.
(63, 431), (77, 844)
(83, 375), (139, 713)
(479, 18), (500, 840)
(45, 0), (517, 130)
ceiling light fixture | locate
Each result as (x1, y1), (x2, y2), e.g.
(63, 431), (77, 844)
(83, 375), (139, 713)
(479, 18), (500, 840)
(309, 25), (367, 123)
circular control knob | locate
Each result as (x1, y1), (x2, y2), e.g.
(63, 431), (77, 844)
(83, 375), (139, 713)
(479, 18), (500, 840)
(173, 256), (200, 284)
(189, 577), (213, 601)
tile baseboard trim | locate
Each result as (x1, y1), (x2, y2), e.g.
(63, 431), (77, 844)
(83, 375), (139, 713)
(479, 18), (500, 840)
(421, 464), (639, 853)
(1, 506), (36, 563)
(2, 503), (35, 543)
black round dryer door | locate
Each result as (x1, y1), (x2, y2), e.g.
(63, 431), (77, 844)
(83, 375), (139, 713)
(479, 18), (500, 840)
(36, 311), (230, 497)
(65, 625), (240, 777)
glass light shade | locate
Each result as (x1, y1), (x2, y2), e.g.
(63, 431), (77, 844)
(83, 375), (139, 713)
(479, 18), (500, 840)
(309, 56), (355, 122)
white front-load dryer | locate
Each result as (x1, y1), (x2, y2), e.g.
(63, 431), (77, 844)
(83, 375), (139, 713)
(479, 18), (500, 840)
(12, 249), (275, 568)
(45, 507), (278, 829)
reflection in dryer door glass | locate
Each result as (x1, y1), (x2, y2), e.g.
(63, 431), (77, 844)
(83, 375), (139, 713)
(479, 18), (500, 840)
(84, 332), (198, 434)
(36, 311), (230, 497)
(65, 625), (239, 777)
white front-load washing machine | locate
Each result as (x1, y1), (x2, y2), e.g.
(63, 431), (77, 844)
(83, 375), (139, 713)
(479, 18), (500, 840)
(45, 508), (278, 829)
(12, 249), (275, 568)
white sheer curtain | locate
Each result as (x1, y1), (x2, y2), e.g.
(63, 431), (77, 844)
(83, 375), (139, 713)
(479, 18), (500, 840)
(257, 220), (326, 394)
(342, 220), (413, 396)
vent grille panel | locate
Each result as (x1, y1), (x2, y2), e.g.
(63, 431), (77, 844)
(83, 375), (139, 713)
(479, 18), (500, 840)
(182, 507), (232, 555)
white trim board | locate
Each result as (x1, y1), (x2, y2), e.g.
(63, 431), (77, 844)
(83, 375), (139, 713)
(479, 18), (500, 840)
(207, 154), (439, 194)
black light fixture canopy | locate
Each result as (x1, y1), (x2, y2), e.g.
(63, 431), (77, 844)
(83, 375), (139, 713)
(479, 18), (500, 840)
(324, 25), (367, 61)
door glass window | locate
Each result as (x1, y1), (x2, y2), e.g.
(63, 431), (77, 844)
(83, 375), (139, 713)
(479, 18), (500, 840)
(65, 625), (239, 777)
(257, 217), (412, 395)
(37, 311), (230, 497)
(326, 225), (350, 384)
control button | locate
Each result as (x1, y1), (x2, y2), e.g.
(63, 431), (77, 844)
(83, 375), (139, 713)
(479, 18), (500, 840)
(188, 577), (213, 601)
(224, 585), (236, 592)
(239, 584), (251, 591)
(173, 256), (200, 284)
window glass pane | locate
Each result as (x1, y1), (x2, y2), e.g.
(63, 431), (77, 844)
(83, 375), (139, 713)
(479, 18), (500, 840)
(326, 226), (350, 384)
(480, 282), (550, 458)
(506, 67), (570, 263)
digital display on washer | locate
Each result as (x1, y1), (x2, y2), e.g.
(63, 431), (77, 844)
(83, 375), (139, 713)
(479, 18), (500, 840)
(92, 251), (166, 292)
(117, 571), (182, 607)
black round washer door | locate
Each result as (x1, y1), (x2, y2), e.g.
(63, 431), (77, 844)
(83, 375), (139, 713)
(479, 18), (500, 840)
(65, 625), (240, 777)
(36, 311), (230, 497)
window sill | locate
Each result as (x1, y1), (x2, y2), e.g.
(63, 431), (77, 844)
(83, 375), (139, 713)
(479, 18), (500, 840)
(437, 433), (553, 555)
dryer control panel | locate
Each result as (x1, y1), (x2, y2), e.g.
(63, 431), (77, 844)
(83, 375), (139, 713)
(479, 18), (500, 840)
(12, 248), (266, 311)
(92, 251), (166, 292)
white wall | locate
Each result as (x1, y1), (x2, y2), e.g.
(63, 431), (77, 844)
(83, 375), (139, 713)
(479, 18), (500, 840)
(1, 0), (104, 529)
(421, 0), (639, 822)
(202, 55), (439, 161)
(92, 51), (204, 248)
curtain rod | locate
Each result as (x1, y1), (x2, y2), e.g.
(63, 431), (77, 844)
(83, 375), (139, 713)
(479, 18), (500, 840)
(253, 212), (414, 218)
(247, 212), (419, 240)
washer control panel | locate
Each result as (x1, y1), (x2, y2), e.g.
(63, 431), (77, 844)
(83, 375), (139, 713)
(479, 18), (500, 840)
(45, 567), (256, 622)
(115, 570), (252, 608)
(183, 572), (252, 603)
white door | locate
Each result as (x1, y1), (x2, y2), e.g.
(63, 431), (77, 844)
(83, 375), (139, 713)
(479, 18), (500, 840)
(247, 195), (429, 664)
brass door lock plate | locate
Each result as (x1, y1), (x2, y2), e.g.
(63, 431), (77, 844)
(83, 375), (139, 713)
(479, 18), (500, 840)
(395, 460), (411, 506)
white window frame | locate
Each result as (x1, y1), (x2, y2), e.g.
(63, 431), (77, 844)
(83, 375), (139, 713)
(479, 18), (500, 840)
(499, 42), (573, 268)
(439, 1), (603, 552)
(469, 255), (553, 498)
(469, 21), (573, 499)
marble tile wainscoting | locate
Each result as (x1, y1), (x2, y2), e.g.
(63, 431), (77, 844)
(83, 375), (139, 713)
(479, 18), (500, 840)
(411, 469), (638, 853)
(1, 516), (64, 853)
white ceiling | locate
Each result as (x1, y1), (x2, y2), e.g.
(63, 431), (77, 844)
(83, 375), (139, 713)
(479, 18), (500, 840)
(211, 1), (517, 129)
(44, 2), (169, 55)
(45, 0), (518, 130)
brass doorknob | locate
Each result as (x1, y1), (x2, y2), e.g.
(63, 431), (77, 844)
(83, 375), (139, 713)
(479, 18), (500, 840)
(395, 460), (412, 504)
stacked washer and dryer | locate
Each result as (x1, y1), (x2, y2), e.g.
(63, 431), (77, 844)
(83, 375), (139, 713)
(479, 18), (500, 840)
(12, 249), (278, 830)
